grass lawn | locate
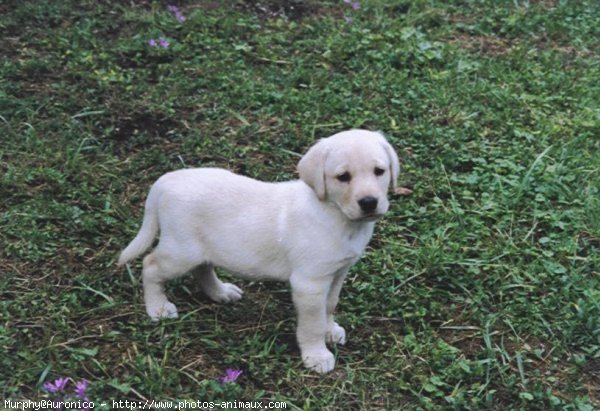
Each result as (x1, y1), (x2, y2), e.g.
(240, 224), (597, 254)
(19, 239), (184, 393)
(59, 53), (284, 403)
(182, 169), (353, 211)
(1, 0), (599, 409)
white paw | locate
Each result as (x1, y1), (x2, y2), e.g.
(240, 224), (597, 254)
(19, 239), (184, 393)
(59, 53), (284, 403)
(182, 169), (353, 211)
(147, 301), (178, 320)
(326, 322), (347, 345)
(302, 348), (335, 374)
(209, 283), (243, 304)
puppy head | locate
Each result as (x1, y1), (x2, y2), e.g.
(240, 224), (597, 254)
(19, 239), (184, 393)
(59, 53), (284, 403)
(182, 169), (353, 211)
(298, 129), (400, 221)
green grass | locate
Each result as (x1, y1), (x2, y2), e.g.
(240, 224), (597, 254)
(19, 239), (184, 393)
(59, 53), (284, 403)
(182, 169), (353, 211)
(1, 0), (599, 409)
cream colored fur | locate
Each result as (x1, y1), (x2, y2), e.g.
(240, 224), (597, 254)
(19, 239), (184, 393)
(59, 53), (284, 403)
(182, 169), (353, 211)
(118, 129), (399, 373)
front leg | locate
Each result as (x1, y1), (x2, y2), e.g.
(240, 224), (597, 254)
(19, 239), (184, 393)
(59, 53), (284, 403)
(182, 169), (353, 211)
(290, 274), (335, 374)
(326, 269), (348, 345)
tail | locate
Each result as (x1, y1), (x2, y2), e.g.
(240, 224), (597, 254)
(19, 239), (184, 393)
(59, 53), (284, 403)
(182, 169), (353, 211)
(118, 186), (161, 266)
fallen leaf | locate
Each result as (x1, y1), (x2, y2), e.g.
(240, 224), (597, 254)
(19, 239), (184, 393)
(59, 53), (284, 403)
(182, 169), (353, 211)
(394, 187), (413, 196)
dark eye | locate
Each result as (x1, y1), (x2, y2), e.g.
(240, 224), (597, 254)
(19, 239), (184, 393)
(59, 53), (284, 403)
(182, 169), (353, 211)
(374, 167), (386, 176)
(336, 172), (351, 183)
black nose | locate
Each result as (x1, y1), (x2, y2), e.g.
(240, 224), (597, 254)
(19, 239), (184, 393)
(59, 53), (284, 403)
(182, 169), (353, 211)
(358, 196), (378, 213)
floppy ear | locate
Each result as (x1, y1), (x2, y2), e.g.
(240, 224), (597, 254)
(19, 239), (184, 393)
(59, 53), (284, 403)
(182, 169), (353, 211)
(297, 139), (329, 201)
(376, 132), (400, 189)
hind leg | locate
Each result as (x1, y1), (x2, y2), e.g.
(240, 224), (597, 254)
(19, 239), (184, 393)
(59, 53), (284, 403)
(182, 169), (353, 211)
(142, 249), (199, 320)
(193, 264), (243, 304)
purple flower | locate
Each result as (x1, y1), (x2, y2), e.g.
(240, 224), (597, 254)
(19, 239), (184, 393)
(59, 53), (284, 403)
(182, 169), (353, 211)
(76, 385), (91, 411)
(148, 38), (171, 48)
(351, 1), (361, 10)
(168, 5), (186, 22)
(158, 38), (170, 48)
(43, 377), (69, 393)
(74, 380), (89, 399)
(220, 368), (243, 383)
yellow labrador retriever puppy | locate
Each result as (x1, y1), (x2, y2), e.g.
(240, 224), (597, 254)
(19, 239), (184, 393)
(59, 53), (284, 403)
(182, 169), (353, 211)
(118, 129), (399, 373)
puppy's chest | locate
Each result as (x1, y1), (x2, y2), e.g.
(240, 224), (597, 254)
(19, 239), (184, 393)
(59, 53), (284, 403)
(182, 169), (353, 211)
(338, 228), (372, 263)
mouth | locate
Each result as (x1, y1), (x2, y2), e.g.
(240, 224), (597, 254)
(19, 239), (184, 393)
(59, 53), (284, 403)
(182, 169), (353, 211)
(352, 213), (384, 222)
